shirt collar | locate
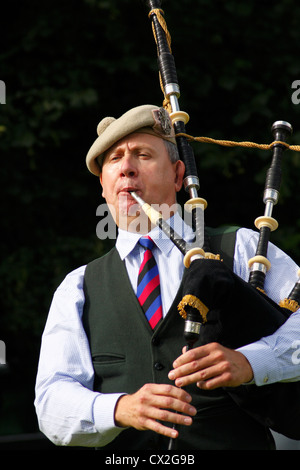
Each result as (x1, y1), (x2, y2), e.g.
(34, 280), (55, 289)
(116, 212), (195, 260)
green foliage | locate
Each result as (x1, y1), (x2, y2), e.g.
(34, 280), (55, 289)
(1, 0), (300, 438)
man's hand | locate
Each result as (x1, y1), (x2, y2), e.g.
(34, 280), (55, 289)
(168, 342), (254, 390)
(114, 383), (197, 439)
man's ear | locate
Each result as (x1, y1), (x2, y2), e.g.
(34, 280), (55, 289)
(99, 174), (105, 198)
(174, 160), (185, 192)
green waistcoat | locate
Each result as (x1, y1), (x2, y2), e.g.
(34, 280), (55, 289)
(82, 228), (274, 450)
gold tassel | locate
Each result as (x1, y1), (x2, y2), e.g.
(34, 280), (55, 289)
(178, 294), (209, 323)
(279, 298), (300, 313)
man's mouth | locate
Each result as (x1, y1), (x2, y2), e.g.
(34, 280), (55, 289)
(118, 187), (140, 196)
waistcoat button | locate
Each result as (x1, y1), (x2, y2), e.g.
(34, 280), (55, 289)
(154, 362), (164, 371)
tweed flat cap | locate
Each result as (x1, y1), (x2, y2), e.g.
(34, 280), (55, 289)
(86, 104), (176, 176)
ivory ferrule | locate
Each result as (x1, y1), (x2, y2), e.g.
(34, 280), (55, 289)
(183, 247), (205, 268)
(185, 197), (208, 212)
(248, 255), (271, 272)
(254, 215), (278, 231)
(170, 111), (190, 125)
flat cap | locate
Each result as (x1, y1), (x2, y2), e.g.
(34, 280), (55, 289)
(86, 104), (176, 176)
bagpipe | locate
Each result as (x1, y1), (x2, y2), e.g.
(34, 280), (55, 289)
(135, 0), (300, 447)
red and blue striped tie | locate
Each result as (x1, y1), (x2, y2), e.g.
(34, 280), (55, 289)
(137, 236), (163, 329)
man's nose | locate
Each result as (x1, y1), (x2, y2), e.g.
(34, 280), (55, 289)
(120, 154), (138, 177)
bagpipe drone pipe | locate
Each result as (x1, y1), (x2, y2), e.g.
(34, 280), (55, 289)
(140, 0), (300, 444)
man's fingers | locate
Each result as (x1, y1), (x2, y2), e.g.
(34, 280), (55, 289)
(168, 347), (212, 384)
(114, 383), (197, 436)
(141, 405), (195, 439)
(168, 342), (254, 389)
(139, 385), (197, 420)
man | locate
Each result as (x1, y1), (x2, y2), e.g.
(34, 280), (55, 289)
(35, 104), (300, 450)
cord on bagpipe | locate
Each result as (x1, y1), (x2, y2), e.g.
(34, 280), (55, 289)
(144, 0), (300, 446)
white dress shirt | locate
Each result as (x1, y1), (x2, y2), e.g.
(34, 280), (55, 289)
(34, 215), (300, 447)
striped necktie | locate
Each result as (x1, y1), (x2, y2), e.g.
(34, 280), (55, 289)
(137, 236), (163, 329)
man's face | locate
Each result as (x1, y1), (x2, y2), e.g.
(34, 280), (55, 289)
(100, 133), (185, 231)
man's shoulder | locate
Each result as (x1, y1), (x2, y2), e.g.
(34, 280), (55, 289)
(86, 246), (118, 266)
(206, 225), (242, 270)
(206, 225), (241, 237)
(84, 246), (121, 277)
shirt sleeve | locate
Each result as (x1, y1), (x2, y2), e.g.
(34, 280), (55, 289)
(234, 228), (300, 386)
(34, 265), (125, 447)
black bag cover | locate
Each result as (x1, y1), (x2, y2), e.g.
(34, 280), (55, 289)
(179, 258), (300, 439)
